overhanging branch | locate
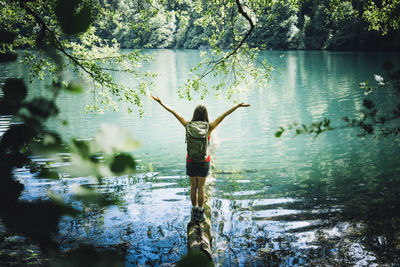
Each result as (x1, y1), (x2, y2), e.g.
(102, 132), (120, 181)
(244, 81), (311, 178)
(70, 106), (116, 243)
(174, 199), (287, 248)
(200, 0), (255, 79)
(18, 0), (101, 80)
(219, 0), (254, 62)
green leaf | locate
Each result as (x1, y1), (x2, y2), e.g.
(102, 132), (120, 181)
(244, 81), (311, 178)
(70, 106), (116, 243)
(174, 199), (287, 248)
(72, 139), (90, 158)
(74, 4), (92, 34)
(2, 78), (27, 103)
(275, 127), (284, 138)
(0, 125), (37, 151)
(110, 153), (136, 174)
(29, 131), (66, 156)
(93, 124), (139, 154)
(56, 0), (93, 35)
(25, 97), (59, 119)
(323, 118), (330, 127)
(38, 168), (60, 180)
(36, 35), (63, 65)
(66, 83), (84, 93)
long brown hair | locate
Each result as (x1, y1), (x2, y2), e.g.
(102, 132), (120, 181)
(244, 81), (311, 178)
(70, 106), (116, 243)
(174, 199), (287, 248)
(191, 105), (209, 122)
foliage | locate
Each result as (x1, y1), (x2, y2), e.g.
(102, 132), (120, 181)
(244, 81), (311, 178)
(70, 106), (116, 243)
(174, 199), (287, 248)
(2, 0), (400, 104)
(325, 1), (361, 50)
(174, 0), (272, 100)
(270, 1), (400, 143)
(363, 0), (400, 34)
(0, 0), (137, 264)
(178, 46), (272, 101)
(82, 0), (400, 99)
(249, 1), (300, 50)
(90, 0), (400, 52)
(275, 64), (400, 138)
(0, 0), (155, 115)
(275, 118), (333, 138)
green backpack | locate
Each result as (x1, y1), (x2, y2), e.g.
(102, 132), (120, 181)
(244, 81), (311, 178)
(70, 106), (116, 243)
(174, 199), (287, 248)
(186, 121), (209, 162)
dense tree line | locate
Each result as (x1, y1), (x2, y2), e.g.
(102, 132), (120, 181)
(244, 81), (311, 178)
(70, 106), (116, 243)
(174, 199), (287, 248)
(97, 0), (400, 51)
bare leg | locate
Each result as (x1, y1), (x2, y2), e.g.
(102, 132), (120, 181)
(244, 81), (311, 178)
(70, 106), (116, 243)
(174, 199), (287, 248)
(189, 176), (198, 206)
(197, 176), (207, 208)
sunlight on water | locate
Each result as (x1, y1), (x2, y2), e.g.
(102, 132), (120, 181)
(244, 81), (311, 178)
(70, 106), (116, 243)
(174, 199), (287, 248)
(1, 50), (400, 265)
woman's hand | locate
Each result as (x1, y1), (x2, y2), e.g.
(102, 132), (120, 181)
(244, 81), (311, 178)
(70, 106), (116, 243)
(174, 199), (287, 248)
(151, 95), (162, 104)
(238, 102), (250, 108)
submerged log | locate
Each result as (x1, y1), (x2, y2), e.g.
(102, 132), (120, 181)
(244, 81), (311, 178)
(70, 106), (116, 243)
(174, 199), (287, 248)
(187, 192), (212, 261)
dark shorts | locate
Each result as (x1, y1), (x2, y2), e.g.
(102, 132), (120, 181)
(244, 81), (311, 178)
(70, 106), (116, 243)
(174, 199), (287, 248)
(186, 161), (210, 177)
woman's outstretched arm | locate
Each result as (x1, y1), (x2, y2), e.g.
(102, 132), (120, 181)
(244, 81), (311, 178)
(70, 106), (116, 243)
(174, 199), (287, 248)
(152, 96), (188, 127)
(209, 103), (250, 132)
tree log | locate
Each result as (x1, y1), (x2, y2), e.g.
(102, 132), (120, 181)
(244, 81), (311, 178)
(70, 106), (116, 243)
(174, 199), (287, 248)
(187, 192), (212, 261)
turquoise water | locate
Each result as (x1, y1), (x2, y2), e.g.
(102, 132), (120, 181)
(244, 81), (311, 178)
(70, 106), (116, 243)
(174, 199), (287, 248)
(2, 50), (400, 266)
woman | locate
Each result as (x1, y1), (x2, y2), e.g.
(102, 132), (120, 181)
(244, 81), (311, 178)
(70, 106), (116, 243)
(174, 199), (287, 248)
(152, 96), (250, 222)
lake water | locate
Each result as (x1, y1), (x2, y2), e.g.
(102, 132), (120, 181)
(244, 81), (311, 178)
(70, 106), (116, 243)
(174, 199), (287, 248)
(1, 50), (400, 266)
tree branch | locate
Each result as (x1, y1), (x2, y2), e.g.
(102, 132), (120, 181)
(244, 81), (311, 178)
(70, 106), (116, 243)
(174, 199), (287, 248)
(18, 0), (101, 80)
(199, 0), (255, 79)
(222, 0), (254, 60)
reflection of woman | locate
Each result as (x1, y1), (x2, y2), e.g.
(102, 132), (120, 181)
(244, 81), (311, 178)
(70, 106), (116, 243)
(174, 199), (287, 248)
(152, 96), (250, 222)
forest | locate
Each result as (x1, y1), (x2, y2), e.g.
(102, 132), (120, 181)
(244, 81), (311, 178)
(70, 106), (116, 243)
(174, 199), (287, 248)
(1, 0), (400, 266)
(99, 0), (400, 51)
